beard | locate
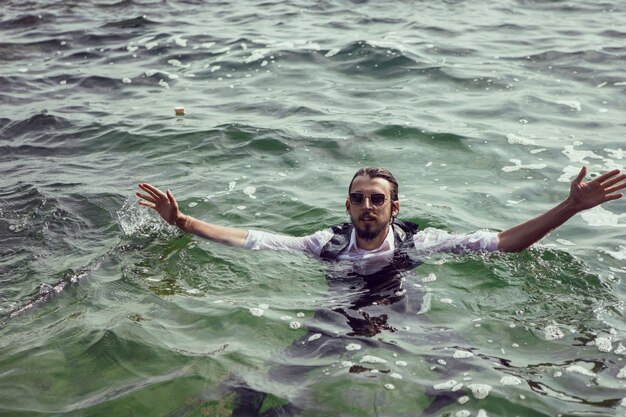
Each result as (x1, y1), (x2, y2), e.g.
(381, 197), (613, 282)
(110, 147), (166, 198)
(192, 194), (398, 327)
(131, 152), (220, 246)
(350, 211), (391, 241)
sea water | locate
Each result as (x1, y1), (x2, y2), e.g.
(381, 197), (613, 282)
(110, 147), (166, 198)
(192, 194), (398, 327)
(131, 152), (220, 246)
(1, 0), (626, 415)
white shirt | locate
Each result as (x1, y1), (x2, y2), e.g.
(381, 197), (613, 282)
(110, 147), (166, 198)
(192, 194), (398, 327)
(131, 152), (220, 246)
(243, 225), (499, 271)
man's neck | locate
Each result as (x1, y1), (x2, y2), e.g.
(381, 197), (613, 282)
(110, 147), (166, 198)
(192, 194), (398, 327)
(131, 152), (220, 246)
(356, 225), (391, 251)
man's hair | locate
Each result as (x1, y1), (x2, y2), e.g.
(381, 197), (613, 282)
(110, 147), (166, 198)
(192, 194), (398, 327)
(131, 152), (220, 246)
(348, 167), (399, 201)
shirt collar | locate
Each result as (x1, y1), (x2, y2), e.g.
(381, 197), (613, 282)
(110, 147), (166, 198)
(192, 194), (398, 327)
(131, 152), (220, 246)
(346, 225), (395, 254)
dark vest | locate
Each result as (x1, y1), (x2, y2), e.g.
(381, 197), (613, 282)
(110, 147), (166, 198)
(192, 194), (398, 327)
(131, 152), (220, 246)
(319, 220), (422, 310)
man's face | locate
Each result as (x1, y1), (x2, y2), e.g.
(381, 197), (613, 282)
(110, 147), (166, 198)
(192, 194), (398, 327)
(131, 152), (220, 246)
(346, 175), (399, 241)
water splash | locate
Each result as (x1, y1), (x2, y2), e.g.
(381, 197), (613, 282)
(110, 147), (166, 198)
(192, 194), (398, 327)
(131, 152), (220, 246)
(117, 197), (175, 238)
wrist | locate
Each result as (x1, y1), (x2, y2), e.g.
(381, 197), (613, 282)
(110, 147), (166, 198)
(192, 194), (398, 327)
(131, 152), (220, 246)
(175, 213), (191, 230)
(563, 197), (581, 214)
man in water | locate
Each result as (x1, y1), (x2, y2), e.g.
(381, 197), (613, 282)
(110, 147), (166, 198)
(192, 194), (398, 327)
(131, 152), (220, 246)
(137, 166), (625, 415)
(137, 166), (625, 258)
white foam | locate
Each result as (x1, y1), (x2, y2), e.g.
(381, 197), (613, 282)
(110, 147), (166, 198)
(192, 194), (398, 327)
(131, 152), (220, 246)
(595, 336), (613, 352)
(614, 81), (626, 86)
(617, 366), (626, 379)
(557, 100), (582, 111)
(604, 148), (626, 160)
(544, 325), (565, 340)
(289, 321), (301, 330)
(243, 186), (256, 199)
(308, 333), (321, 342)
(500, 375), (522, 385)
(340, 360), (353, 368)
(562, 144), (603, 163)
(158, 79), (170, 89)
(417, 291), (431, 315)
(452, 383), (464, 391)
(384, 383), (395, 390)
(258, 303), (269, 309)
(453, 350), (474, 359)
(345, 343), (361, 351)
(468, 384), (492, 399)
(615, 343), (626, 355)
(580, 206), (626, 228)
(458, 395), (470, 404)
(566, 365), (595, 377)
(454, 410), (470, 417)
(506, 133), (536, 146)
(433, 380), (457, 390)
(477, 410), (489, 417)
(529, 148), (546, 154)
(172, 35), (188, 47)
(280, 315), (292, 320)
(249, 307), (264, 317)
(297, 312), (305, 318)
(422, 273), (437, 283)
(395, 360), (408, 367)
(555, 239), (575, 246)
(506, 199), (525, 206)
(502, 159), (547, 173)
(389, 372), (402, 379)
(437, 359), (447, 366)
(122, 77), (132, 84)
(325, 48), (341, 57)
(439, 298), (453, 304)
(360, 355), (387, 364)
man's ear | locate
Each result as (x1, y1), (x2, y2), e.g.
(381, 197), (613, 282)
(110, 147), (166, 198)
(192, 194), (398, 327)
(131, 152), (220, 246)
(392, 201), (400, 218)
(345, 198), (350, 212)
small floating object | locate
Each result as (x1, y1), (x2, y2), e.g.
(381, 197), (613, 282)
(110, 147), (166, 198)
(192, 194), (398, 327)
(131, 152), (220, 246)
(175, 106), (185, 116)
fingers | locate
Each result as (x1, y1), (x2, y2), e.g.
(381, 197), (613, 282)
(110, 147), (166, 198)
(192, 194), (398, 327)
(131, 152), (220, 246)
(135, 192), (156, 203)
(166, 190), (179, 211)
(601, 173), (626, 188)
(605, 181), (626, 195)
(573, 166), (587, 184)
(593, 169), (622, 184)
(603, 193), (624, 203)
(138, 201), (156, 209)
(138, 183), (167, 200)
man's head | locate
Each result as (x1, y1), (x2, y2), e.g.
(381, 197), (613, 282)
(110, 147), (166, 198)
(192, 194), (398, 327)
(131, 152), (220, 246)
(346, 167), (400, 242)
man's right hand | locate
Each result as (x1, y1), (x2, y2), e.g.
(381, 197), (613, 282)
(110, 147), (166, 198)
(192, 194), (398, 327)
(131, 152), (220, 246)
(136, 183), (184, 227)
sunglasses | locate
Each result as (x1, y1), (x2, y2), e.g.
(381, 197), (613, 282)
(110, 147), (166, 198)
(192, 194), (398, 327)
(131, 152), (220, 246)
(349, 192), (387, 206)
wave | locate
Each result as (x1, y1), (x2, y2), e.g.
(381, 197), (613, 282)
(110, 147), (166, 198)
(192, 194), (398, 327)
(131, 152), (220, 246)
(0, 112), (72, 140)
(102, 15), (158, 28)
(0, 13), (52, 29)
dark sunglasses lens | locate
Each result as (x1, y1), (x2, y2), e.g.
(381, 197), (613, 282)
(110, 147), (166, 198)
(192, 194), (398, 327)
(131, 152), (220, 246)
(371, 194), (386, 205)
(350, 193), (364, 204)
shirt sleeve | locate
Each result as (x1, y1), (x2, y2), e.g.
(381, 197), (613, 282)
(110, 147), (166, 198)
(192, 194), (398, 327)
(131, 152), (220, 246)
(243, 228), (334, 256)
(412, 227), (499, 255)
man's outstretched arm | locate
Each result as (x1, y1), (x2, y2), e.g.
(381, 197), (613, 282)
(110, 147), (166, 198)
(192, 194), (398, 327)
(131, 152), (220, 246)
(497, 166), (626, 252)
(136, 183), (248, 247)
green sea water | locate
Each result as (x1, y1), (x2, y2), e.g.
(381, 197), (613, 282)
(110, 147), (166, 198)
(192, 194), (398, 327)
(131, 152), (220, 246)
(1, 0), (626, 416)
